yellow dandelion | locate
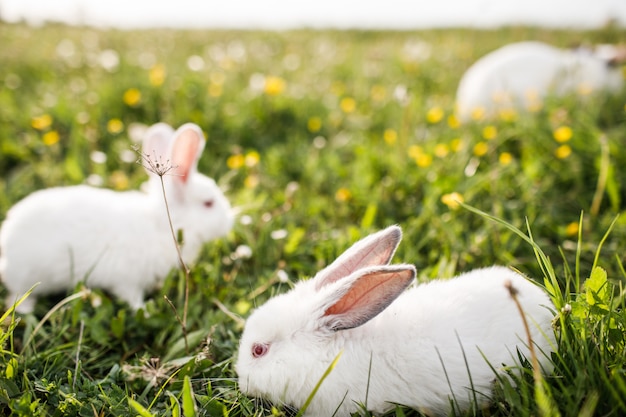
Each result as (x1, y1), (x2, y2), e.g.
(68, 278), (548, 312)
(471, 107), (485, 121)
(565, 221), (579, 237)
(370, 85), (387, 102)
(555, 145), (572, 159)
(107, 118), (124, 134)
(414, 153), (433, 168)
(498, 108), (517, 122)
(335, 187), (352, 202)
(441, 192), (464, 210)
(208, 83), (223, 97)
(32, 114), (52, 130)
(210, 71), (226, 85)
(553, 126), (573, 143)
(450, 138), (463, 152)
(264, 76), (286, 96)
(524, 90), (542, 112)
(482, 125), (497, 140)
(42, 130), (60, 146)
(245, 151), (260, 167)
(473, 141), (488, 157)
(340, 97), (356, 113)
(499, 152), (513, 165)
(227, 154), (245, 170)
(426, 106), (444, 124)
(110, 171), (129, 190)
(576, 83), (593, 96)
(307, 117), (322, 133)
(149, 64), (165, 87)
(447, 114), (460, 129)
(244, 175), (260, 189)
(123, 88), (141, 107)
(330, 81), (345, 96)
(434, 143), (449, 158)
(383, 128), (398, 145)
(408, 145), (423, 159)
(527, 100), (543, 113)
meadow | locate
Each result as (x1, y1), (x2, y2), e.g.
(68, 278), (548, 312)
(0, 21), (625, 416)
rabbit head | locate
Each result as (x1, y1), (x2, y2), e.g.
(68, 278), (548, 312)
(236, 226), (416, 415)
(141, 122), (234, 262)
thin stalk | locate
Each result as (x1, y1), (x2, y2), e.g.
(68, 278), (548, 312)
(159, 176), (190, 352)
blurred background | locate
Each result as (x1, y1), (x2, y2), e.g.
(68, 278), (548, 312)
(1, 0), (626, 29)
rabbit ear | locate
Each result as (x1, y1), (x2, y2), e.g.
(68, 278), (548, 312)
(314, 226), (403, 291)
(171, 123), (206, 183)
(142, 123), (175, 175)
(321, 265), (416, 331)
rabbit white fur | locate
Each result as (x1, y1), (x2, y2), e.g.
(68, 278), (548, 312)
(0, 122), (233, 313)
(236, 226), (555, 416)
(455, 41), (626, 122)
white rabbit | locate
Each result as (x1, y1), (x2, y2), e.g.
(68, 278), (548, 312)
(236, 226), (555, 416)
(455, 41), (626, 122)
(0, 122), (233, 313)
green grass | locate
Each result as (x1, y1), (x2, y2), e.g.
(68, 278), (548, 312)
(0, 21), (625, 416)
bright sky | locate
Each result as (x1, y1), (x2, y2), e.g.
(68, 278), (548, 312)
(1, 0), (625, 29)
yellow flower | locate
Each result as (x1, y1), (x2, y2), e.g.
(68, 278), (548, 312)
(383, 128), (397, 145)
(330, 81), (345, 96)
(471, 107), (485, 121)
(576, 83), (593, 96)
(473, 141), (488, 156)
(149, 64), (165, 87)
(565, 221), (579, 237)
(450, 138), (463, 152)
(107, 118), (124, 134)
(208, 83), (223, 97)
(123, 88), (142, 107)
(42, 130), (60, 146)
(553, 126), (573, 143)
(499, 152), (513, 165)
(434, 143), (449, 158)
(340, 97), (356, 113)
(498, 108), (517, 122)
(227, 154), (245, 169)
(441, 192), (464, 210)
(32, 114), (52, 130)
(426, 106), (444, 124)
(408, 145), (423, 159)
(264, 76), (286, 96)
(482, 125), (497, 140)
(414, 153), (432, 168)
(244, 175), (259, 189)
(335, 187), (352, 202)
(245, 151), (260, 167)
(447, 114), (460, 129)
(110, 171), (129, 190)
(555, 145), (572, 159)
(370, 85), (387, 102)
(307, 117), (322, 133)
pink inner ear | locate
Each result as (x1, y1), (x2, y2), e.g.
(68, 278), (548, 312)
(315, 227), (401, 291)
(325, 270), (401, 316)
(323, 267), (415, 331)
(172, 129), (201, 183)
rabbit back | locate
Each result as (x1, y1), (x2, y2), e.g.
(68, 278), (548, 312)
(0, 185), (175, 311)
(322, 266), (555, 415)
(456, 41), (623, 121)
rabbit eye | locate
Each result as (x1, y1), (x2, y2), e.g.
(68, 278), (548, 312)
(203, 200), (214, 208)
(252, 343), (269, 358)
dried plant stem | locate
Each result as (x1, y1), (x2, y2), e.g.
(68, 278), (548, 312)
(505, 280), (558, 417)
(504, 280), (540, 375)
(159, 176), (190, 353)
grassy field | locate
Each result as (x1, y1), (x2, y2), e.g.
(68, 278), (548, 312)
(0, 21), (625, 416)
